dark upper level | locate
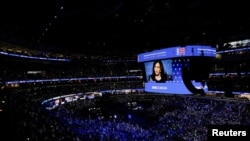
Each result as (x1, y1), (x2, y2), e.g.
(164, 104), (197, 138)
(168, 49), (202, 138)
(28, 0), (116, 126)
(0, 0), (250, 53)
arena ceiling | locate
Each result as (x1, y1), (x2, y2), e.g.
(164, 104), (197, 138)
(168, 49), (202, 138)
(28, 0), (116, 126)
(0, 0), (250, 53)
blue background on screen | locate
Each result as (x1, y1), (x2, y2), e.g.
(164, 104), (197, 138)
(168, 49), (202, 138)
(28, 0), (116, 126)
(138, 45), (216, 62)
(145, 81), (207, 94)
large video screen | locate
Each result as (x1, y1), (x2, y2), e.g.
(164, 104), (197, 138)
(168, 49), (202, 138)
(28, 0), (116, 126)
(143, 58), (207, 94)
(139, 45), (215, 95)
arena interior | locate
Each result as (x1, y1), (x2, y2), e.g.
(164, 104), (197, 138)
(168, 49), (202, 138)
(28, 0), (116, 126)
(1, 0), (250, 141)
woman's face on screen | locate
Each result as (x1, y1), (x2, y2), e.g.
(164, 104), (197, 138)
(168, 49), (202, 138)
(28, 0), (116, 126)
(154, 62), (161, 76)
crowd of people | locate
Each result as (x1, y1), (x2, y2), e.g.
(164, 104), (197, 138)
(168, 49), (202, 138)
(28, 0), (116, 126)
(1, 84), (250, 141)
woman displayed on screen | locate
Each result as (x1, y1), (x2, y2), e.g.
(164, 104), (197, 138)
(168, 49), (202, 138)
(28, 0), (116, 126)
(148, 60), (168, 83)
